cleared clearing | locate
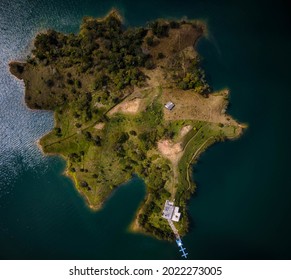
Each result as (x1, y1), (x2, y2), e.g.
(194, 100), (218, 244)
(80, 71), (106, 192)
(94, 123), (105, 130)
(157, 139), (183, 165)
(163, 88), (237, 125)
(108, 97), (142, 115)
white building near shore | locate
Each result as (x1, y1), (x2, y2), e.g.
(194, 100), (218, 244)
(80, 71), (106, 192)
(162, 200), (181, 222)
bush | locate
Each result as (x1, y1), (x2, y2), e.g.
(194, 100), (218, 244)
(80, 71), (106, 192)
(150, 21), (169, 37)
(67, 79), (74, 85)
(76, 80), (82, 88)
(94, 136), (102, 146)
(84, 131), (92, 141)
(157, 52), (165, 59)
(45, 79), (54, 88)
(16, 64), (24, 74)
(146, 36), (154, 46)
(169, 21), (180, 29)
(145, 60), (155, 69)
(80, 181), (91, 191)
(54, 127), (62, 137)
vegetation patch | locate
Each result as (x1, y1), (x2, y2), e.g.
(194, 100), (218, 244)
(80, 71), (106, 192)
(9, 9), (244, 240)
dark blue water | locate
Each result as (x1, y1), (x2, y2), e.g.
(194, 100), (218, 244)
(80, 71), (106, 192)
(0, 0), (290, 259)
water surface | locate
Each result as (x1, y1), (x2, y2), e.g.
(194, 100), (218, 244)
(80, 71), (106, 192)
(0, 0), (290, 259)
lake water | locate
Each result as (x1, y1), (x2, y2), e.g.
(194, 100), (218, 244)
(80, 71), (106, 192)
(0, 0), (290, 259)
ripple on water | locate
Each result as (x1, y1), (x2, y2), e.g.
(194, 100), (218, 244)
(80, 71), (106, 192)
(0, 0), (113, 200)
(0, 1), (55, 195)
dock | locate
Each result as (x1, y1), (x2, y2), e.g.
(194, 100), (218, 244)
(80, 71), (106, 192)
(168, 219), (188, 258)
(176, 238), (188, 258)
(162, 200), (188, 258)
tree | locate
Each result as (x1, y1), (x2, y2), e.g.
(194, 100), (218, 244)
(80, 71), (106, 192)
(145, 60), (155, 70)
(94, 74), (109, 90)
(16, 64), (24, 74)
(169, 21), (180, 29)
(45, 79), (54, 88)
(94, 136), (102, 146)
(75, 80), (82, 88)
(157, 52), (165, 59)
(149, 21), (169, 37)
(80, 181), (89, 188)
(54, 127), (62, 137)
(146, 36), (154, 46)
(84, 131), (92, 141)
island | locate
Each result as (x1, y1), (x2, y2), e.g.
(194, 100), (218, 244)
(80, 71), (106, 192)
(9, 10), (244, 240)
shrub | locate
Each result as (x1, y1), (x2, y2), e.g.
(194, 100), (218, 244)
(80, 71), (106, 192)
(157, 52), (165, 59)
(146, 36), (154, 46)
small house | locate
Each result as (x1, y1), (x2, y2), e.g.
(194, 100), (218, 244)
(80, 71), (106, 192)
(165, 101), (175, 110)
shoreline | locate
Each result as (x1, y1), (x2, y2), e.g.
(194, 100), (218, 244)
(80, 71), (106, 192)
(32, 74), (246, 239)
(8, 10), (245, 241)
(36, 138), (101, 212)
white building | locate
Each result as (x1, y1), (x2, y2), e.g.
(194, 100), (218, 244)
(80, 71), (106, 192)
(162, 200), (181, 222)
(172, 207), (181, 222)
(164, 101), (175, 110)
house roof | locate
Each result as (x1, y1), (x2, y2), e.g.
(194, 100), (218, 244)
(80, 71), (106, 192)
(165, 101), (175, 110)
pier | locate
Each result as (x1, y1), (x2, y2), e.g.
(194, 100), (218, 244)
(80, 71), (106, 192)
(176, 238), (188, 258)
(162, 200), (188, 258)
(168, 219), (188, 258)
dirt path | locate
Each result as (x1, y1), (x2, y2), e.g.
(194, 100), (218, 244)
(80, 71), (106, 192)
(157, 127), (203, 197)
(43, 118), (106, 148)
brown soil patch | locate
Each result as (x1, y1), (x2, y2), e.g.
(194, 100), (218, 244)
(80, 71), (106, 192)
(163, 89), (237, 125)
(94, 123), (105, 130)
(180, 125), (192, 138)
(157, 139), (183, 165)
(94, 102), (106, 108)
(108, 98), (142, 115)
